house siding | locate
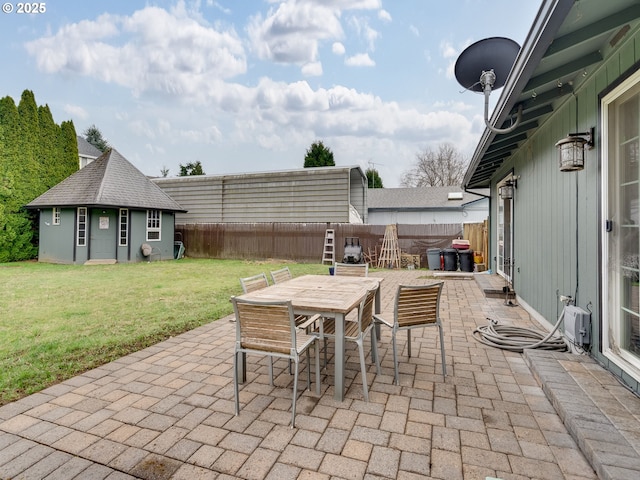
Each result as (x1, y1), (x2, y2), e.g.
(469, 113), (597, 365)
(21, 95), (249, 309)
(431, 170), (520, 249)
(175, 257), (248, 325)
(368, 200), (489, 225)
(37, 208), (76, 264)
(128, 210), (176, 262)
(491, 26), (640, 393)
(153, 167), (367, 224)
(35, 208), (176, 264)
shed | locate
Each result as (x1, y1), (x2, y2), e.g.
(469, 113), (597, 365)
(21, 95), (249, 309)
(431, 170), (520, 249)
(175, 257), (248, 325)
(367, 186), (488, 225)
(463, 0), (640, 393)
(26, 149), (187, 264)
(153, 165), (367, 224)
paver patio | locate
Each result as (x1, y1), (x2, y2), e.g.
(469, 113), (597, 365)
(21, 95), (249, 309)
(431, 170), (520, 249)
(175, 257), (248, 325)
(0, 269), (635, 479)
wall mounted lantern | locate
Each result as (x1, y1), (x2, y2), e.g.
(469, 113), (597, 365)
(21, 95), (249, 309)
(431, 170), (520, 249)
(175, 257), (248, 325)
(555, 127), (594, 172)
(499, 180), (515, 200)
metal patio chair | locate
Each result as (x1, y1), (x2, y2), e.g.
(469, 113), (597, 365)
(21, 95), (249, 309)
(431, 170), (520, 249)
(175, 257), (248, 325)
(231, 297), (321, 428)
(373, 282), (446, 384)
(239, 273), (269, 293)
(270, 267), (293, 284)
(312, 287), (380, 401)
(333, 262), (369, 277)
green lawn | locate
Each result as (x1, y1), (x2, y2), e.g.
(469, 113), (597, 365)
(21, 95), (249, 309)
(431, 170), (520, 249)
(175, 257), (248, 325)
(0, 259), (329, 405)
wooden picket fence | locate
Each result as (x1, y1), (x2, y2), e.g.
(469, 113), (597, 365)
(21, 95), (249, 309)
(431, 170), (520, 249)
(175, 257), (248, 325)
(175, 222), (481, 267)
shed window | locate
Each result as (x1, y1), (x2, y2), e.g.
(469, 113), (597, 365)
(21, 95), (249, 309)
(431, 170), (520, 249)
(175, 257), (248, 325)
(119, 209), (128, 246)
(146, 209), (161, 241)
(77, 207), (87, 246)
(52, 207), (61, 225)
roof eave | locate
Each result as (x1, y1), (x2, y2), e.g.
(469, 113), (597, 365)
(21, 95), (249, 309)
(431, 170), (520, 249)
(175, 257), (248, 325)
(463, 0), (575, 189)
(25, 203), (188, 213)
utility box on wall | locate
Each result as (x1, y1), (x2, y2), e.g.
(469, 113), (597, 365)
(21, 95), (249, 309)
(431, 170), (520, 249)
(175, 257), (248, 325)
(564, 305), (591, 347)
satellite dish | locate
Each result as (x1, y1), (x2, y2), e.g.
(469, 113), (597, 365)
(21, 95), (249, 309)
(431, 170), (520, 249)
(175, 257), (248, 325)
(454, 37), (523, 134)
(455, 37), (520, 92)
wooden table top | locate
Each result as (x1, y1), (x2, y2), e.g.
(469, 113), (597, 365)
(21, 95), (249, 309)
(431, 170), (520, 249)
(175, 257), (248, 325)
(236, 274), (382, 314)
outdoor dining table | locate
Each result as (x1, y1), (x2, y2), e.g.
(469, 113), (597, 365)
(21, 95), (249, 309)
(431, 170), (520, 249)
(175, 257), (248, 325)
(235, 274), (382, 401)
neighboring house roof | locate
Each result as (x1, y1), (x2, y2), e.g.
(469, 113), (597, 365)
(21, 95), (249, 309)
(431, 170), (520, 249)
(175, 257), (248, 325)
(77, 135), (102, 158)
(26, 149), (187, 212)
(463, 0), (640, 188)
(367, 187), (487, 210)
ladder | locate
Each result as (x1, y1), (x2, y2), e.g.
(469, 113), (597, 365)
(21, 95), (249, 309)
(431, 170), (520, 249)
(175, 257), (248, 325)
(377, 224), (401, 269)
(322, 229), (335, 264)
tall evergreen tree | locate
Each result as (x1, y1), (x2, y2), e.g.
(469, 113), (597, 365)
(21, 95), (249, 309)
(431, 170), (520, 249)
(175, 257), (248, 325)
(38, 105), (61, 189)
(0, 124), (9, 261)
(366, 168), (384, 188)
(0, 96), (20, 191)
(0, 97), (21, 214)
(0, 90), (78, 262)
(83, 124), (109, 152)
(304, 141), (335, 167)
(60, 120), (79, 179)
(17, 91), (41, 192)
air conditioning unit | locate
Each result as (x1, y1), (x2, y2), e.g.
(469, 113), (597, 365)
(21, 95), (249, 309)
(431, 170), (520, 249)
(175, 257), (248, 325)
(563, 305), (591, 347)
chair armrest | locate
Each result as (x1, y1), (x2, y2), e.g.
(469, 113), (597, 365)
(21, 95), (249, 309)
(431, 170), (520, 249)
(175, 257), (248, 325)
(373, 313), (393, 328)
(297, 314), (321, 330)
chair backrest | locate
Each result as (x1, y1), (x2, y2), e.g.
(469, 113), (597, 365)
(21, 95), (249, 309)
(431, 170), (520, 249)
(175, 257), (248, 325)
(358, 287), (378, 332)
(395, 283), (444, 328)
(334, 262), (368, 277)
(240, 273), (269, 294)
(231, 297), (295, 355)
(270, 267), (292, 284)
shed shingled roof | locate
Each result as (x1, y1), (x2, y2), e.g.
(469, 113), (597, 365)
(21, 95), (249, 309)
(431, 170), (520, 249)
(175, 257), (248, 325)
(26, 149), (186, 212)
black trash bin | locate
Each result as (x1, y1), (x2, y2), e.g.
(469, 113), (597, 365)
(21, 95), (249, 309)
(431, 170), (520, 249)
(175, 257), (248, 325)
(443, 248), (458, 271)
(427, 248), (442, 270)
(458, 249), (474, 272)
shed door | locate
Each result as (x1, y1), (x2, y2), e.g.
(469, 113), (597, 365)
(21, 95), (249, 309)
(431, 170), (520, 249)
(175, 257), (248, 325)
(90, 209), (117, 259)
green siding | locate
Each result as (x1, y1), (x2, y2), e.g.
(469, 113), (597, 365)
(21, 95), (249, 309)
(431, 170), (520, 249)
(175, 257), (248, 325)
(38, 208), (75, 263)
(492, 26), (640, 393)
(37, 207), (176, 264)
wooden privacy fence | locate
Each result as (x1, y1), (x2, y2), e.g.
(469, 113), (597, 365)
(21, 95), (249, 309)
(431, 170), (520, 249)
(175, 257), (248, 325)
(176, 222), (467, 265)
(463, 219), (488, 265)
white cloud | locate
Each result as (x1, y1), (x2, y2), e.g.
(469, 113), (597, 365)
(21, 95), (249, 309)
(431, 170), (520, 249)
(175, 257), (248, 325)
(432, 100), (475, 113)
(348, 16), (379, 51)
(332, 42), (346, 55)
(207, 0), (231, 15)
(378, 9), (391, 22)
(301, 61), (323, 76)
(21, 0), (480, 187)
(129, 119), (157, 139)
(440, 40), (469, 80)
(63, 104), (88, 119)
(302, 0), (382, 9)
(409, 25), (419, 37)
(345, 53), (375, 67)
(25, 5), (246, 96)
(144, 143), (166, 155)
(247, 1), (342, 64)
(246, 0), (388, 65)
(440, 40), (458, 59)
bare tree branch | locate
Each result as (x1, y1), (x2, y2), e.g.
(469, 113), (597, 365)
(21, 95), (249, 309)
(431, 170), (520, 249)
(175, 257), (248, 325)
(400, 143), (468, 187)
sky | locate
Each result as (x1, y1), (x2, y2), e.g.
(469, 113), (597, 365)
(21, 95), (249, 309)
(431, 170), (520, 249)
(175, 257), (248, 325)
(1, 0), (542, 187)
